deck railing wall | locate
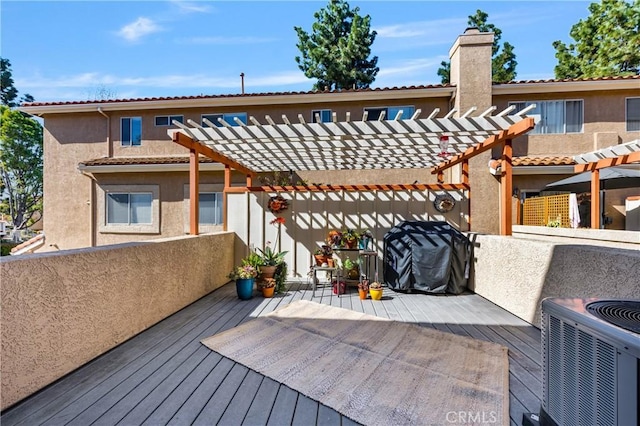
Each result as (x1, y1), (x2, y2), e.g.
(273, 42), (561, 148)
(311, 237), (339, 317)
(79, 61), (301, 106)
(227, 189), (469, 277)
(0, 233), (234, 410)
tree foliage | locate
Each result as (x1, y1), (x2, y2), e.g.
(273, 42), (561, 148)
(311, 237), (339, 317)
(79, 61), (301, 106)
(437, 10), (517, 84)
(553, 0), (640, 79)
(0, 106), (43, 232)
(294, 0), (379, 90)
(1, 58), (33, 107)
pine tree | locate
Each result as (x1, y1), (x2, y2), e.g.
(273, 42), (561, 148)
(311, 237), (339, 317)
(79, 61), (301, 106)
(553, 0), (640, 79)
(294, 0), (379, 90)
(437, 10), (517, 84)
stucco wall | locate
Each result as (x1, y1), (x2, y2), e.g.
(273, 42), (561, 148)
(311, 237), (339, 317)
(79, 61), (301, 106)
(0, 232), (234, 410)
(469, 232), (640, 328)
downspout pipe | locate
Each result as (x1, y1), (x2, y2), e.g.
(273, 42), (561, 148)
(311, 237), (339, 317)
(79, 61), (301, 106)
(97, 107), (111, 158)
(79, 170), (97, 247)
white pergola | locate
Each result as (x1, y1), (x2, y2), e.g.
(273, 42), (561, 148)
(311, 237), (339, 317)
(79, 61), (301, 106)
(169, 106), (536, 235)
(572, 139), (640, 229)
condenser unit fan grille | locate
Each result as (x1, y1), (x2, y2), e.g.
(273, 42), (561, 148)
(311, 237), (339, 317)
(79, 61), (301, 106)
(586, 300), (640, 334)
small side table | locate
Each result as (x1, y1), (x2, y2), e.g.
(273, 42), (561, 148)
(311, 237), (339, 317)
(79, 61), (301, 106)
(312, 266), (339, 297)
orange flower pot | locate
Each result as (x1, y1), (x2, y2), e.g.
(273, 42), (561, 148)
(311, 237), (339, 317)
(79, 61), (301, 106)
(358, 289), (367, 300)
(262, 286), (275, 298)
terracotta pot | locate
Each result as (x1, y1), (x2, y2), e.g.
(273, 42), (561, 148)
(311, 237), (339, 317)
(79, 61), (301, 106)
(358, 289), (367, 300)
(369, 288), (383, 301)
(326, 258), (335, 267)
(262, 286), (275, 298)
(260, 265), (277, 279)
(314, 254), (326, 266)
(345, 239), (357, 249)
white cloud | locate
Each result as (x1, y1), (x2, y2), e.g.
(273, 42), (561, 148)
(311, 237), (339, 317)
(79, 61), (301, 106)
(375, 17), (466, 40)
(117, 17), (162, 42)
(170, 0), (212, 14)
(178, 36), (277, 45)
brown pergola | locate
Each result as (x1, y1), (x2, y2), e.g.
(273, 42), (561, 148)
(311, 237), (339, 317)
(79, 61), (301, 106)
(170, 107), (535, 236)
(572, 139), (640, 229)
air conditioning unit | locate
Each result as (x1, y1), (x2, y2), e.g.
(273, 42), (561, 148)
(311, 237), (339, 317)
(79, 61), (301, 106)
(541, 298), (640, 426)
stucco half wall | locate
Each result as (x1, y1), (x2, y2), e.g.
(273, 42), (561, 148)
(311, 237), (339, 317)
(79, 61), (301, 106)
(469, 232), (640, 327)
(0, 232), (234, 410)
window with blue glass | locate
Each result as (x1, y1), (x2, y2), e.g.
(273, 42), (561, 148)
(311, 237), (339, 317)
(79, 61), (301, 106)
(202, 113), (248, 127)
(364, 106), (415, 121)
(121, 117), (142, 146)
(199, 192), (223, 225)
(106, 192), (152, 225)
(311, 109), (332, 123)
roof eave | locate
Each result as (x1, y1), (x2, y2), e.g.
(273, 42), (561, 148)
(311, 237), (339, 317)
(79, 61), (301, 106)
(77, 162), (225, 173)
(18, 86), (455, 115)
(493, 79), (640, 95)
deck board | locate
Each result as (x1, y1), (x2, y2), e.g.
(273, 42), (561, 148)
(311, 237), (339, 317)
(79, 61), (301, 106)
(2, 281), (542, 425)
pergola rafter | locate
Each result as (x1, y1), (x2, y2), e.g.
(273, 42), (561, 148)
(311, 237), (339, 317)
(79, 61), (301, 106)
(170, 106), (536, 235)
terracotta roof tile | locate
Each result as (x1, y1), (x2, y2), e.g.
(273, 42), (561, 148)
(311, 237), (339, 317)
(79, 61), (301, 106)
(512, 156), (576, 166)
(80, 156), (216, 166)
(22, 83), (452, 107)
(495, 74), (640, 85)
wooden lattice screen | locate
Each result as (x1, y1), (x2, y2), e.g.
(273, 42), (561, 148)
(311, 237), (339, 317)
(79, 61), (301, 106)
(522, 194), (571, 227)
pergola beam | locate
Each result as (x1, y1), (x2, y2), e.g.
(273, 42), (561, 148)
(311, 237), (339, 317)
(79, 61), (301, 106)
(430, 117), (535, 174)
(172, 131), (256, 177)
(574, 151), (640, 172)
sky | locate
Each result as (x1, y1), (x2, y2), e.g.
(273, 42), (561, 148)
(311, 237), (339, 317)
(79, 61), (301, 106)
(2, 0), (594, 103)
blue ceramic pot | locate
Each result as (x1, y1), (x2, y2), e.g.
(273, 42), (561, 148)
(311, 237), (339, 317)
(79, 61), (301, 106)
(236, 278), (254, 300)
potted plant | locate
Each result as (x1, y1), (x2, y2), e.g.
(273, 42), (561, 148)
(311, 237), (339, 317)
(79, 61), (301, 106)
(261, 278), (276, 298)
(342, 228), (360, 249)
(359, 229), (373, 250)
(327, 229), (343, 248)
(256, 242), (288, 279)
(343, 258), (359, 280)
(313, 248), (327, 266)
(229, 264), (258, 300)
(358, 279), (369, 300)
(369, 281), (383, 300)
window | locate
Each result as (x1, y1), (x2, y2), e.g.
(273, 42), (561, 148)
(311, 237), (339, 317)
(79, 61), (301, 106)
(364, 105), (415, 121)
(183, 184), (224, 232)
(107, 193), (152, 224)
(155, 115), (184, 126)
(199, 192), (223, 225)
(202, 113), (248, 127)
(627, 98), (640, 131)
(509, 100), (583, 134)
(121, 117), (142, 146)
(311, 109), (332, 123)
(98, 185), (160, 234)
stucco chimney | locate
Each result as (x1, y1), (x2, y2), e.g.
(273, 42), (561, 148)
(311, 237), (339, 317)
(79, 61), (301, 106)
(448, 27), (494, 116)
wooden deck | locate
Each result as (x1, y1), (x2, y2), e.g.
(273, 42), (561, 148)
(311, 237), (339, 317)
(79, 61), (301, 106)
(1, 280), (541, 426)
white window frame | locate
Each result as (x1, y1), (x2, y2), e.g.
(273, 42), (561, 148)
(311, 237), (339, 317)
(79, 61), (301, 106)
(154, 115), (184, 127)
(626, 97), (640, 132)
(363, 105), (415, 121)
(98, 185), (160, 234)
(120, 117), (142, 146)
(183, 184), (224, 233)
(311, 109), (332, 123)
(508, 99), (583, 134)
(201, 113), (248, 127)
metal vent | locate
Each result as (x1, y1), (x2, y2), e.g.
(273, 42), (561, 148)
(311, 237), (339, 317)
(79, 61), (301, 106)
(586, 300), (640, 334)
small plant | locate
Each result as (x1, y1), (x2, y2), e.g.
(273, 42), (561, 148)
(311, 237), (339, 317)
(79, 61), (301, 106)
(327, 229), (342, 247)
(256, 243), (288, 266)
(229, 264), (258, 280)
(358, 280), (369, 291)
(547, 216), (562, 228)
(261, 278), (276, 288)
(341, 228), (360, 246)
(242, 251), (264, 269)
(369, 281), (382, 290)
(274, 261), (288, 294)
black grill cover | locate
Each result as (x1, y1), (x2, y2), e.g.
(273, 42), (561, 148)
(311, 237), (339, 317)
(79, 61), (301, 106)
(383, 221), (471, 294)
